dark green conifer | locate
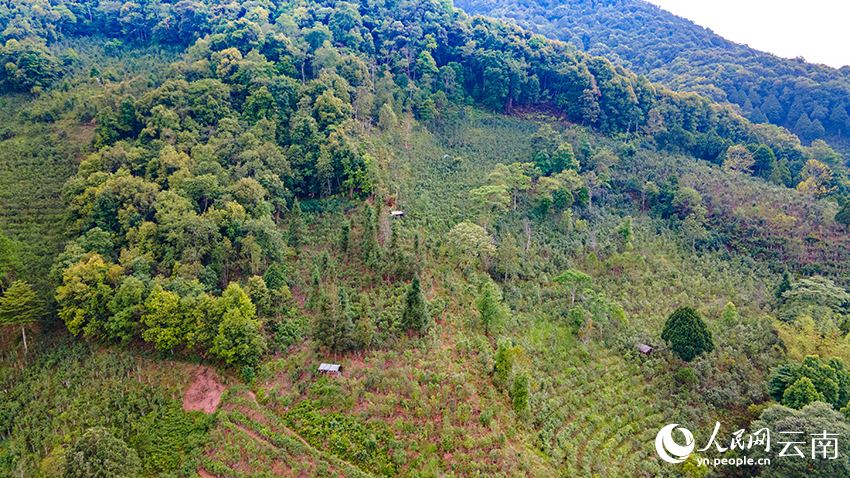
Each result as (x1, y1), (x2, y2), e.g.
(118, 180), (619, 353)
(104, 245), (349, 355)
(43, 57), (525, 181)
(511, 373), (529, 413)
(775, 271), (792, 302)
(312, 288), (354, 358)
(263, 263), (287, 291)
(401, 275), (431, 335)
(360, 203), (379, 266)
(661, 306), (714, 362)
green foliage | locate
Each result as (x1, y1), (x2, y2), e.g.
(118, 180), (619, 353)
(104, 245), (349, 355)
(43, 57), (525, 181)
(836, 200), (850, 228)
(779, 276), (850, 325)
(0, 39), (63, 92)
(479, 409), (494, 428)
(750, 402), (850, 477)
(284, 400), (396, 476)
(339, 220), (351, 253)
(0, 233), (22, 291)
(800, 355), (841, 406)
(359, 203), (380, 267)
(211, 284), (266, 367)
(615, 215), (633, 246)
(769, 356), (850, 410)
(661, 306), (714, 362)
(675, 367), (698, 385)
(775, 271), (792, 302)
(242, 365), (255, 383)
(64, 427), (141, 478)
(0, 339), (211, 478)
(554, 269), (592, 305)
(55, 254), (120, 339)
(456, 0), (850, 165)
(782, 377), (822, 409)
(721, 302), (737, 325)
(446, 222), (496, 270)
(475, 281), (506, 335)
(0, 280), (44, 350)
(4, 2), (850, 477)
(288, 199), (305, 252)
(141, 285), (186, 351)
(510, 372), (529, 413)
(272, 319), (302, 353)
(263, 263), (288, 291)
(400, 276), (431, 335)
(312, 288), (355, 354)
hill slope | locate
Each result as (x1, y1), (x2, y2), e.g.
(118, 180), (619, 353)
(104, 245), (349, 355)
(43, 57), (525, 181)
(454, 0), (850, 160)
(0, 1), (850, 478)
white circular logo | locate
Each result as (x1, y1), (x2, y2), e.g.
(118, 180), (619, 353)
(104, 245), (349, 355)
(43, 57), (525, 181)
(655, 424), (695, 464)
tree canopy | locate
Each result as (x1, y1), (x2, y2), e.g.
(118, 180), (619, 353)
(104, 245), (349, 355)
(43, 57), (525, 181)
(750, 402), (850, 478)
(64, 427), (141, 478)
(661, 306), (715, 362)
(0, 280), (44, 351)
(401, 276), (431, 335)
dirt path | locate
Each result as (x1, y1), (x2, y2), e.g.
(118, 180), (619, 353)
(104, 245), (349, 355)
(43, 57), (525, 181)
(183, 371), (226, 414)
(197, 467), (215, 478)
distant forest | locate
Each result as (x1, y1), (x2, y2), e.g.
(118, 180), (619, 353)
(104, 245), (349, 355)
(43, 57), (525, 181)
(454, 0), (850, 159)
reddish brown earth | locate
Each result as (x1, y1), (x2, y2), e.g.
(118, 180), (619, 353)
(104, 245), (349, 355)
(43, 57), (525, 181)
(183, 371), (226, 414)
(197, 467), (215, 478)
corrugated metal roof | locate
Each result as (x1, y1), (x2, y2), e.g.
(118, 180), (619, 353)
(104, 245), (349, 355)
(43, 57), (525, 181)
(637, 344), (655, 354)
(318, 363), (341, 372)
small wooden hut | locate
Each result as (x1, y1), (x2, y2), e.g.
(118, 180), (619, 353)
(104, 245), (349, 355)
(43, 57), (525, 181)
(318, 363), (342, 376)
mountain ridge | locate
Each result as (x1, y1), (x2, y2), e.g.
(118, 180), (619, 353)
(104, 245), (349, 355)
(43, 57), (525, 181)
(453, 0), (850, 161)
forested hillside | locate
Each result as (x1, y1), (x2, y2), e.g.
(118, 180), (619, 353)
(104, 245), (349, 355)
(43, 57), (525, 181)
(453, 0), (850, 159)
(0, 1), (849, 477)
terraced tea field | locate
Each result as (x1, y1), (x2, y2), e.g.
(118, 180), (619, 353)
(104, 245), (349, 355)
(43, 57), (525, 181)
(0, 115), (90, 291)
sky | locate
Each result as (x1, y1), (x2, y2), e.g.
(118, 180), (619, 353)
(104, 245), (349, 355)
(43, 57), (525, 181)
(647, 0), (850, 69)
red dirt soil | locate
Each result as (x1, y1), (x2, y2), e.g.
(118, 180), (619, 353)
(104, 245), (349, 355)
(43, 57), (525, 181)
(197, 467), (215, 478)
(183, 371), (226, 414)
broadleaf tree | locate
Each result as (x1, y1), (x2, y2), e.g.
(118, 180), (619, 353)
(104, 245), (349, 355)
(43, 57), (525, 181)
(0, 280), (44, 352)
(554, 269), (592, 305)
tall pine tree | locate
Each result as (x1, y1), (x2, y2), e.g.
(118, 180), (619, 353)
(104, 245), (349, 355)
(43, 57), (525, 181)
(476, 281), (505, 336)
(313, 288), (353, 359)
(776, 271), (792, 302)
(401, 275), (431, 335)
(360, 203), (379, 266)
(263, 263), (287, 291)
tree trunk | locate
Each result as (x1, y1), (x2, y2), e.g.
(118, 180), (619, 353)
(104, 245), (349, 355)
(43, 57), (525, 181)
(21, 326), (26, 353)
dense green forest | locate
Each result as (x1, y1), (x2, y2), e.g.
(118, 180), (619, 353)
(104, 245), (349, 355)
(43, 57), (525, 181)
(0, 0), (850, 477)
(453, 0), (850, 160)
